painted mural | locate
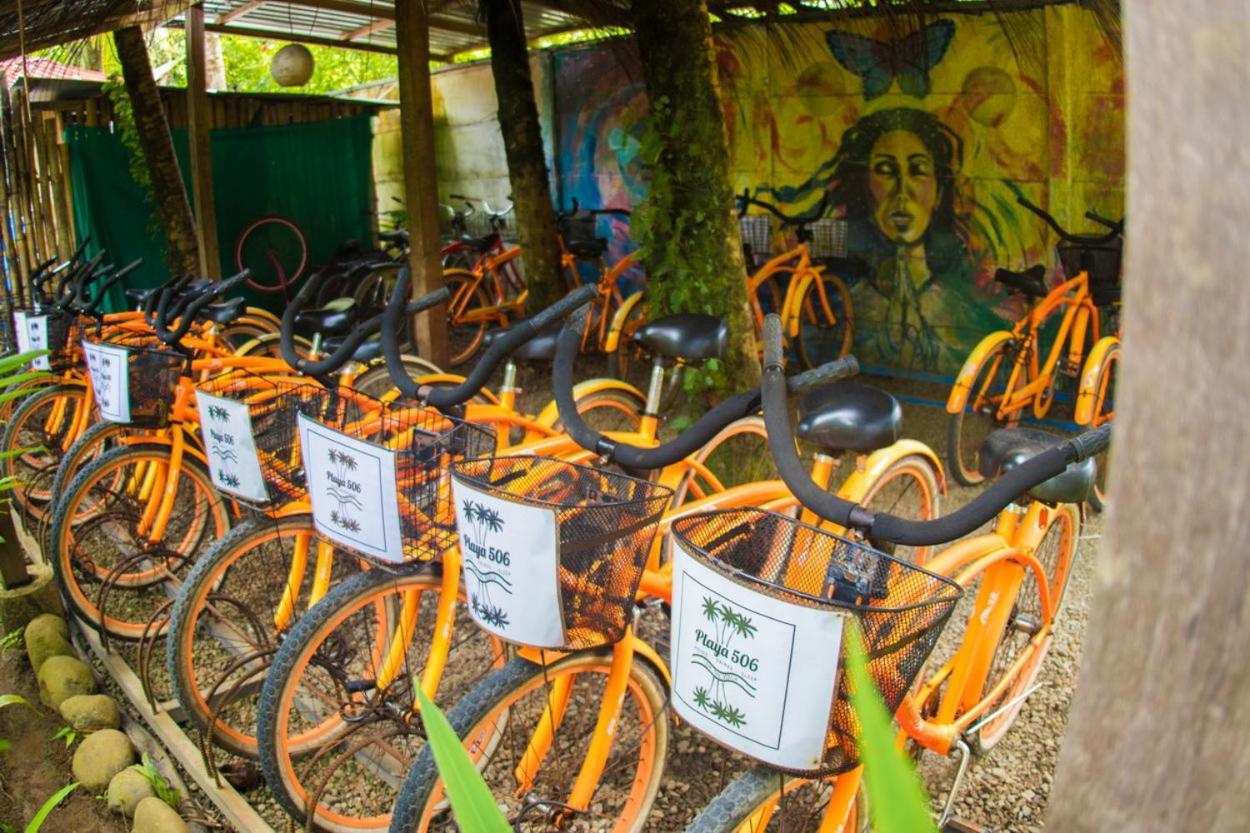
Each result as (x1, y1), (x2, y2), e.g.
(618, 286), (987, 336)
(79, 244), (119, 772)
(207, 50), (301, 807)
(547, 5), (1125, 376)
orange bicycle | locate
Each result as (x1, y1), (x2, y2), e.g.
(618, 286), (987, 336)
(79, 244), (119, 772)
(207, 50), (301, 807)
(946, 195), (1122, 500)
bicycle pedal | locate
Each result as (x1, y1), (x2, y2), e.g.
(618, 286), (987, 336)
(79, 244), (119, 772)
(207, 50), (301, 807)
(942, 817), (990, 833)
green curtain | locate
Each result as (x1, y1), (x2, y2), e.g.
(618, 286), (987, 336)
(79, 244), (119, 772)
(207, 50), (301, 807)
(66, 114), (374, 313)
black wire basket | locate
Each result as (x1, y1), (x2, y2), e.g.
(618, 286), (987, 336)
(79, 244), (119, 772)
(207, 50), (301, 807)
(449, 457), (671, 651)
(195, 369), (333, 507)
(739, 215), (773, 269)
(1059, 240), (1122, 307)
(81, 328), (185, 428)
(299, 393), (495, 568)
(669, 508), (962, 776)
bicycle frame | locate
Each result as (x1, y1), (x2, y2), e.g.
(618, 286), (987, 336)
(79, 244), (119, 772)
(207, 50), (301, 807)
(949, 272), (1100, 422)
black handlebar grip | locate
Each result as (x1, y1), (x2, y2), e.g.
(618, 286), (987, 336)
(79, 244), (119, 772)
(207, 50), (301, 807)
(293, 287), (450, 378)
(158, 270), (249, 344)
(786, 356), (860, 393)
(421, 283), (599, 411)
(1067, 423), (1112, 462)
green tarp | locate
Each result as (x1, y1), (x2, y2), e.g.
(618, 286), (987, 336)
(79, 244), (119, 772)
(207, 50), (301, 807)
(66, 114), (375, 313)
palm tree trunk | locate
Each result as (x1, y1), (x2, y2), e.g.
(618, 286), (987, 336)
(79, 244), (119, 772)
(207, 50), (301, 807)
(629, 0), (759, 392)
(113, 26), (200, 277)
(480, 0), (564, 311)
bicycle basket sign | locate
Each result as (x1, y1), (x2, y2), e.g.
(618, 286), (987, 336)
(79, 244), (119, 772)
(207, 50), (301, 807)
(83, 341), (131, 423)
(451, 480), (564, 648)
(14, 312), (51, 370)
(298, 413), (404, 563)
(197, 392), (268, 503)
(670, 545), (846, 771)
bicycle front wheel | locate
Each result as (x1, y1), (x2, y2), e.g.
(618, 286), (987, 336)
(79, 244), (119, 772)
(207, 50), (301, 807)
(236, 215), (309, 293)
(683, 764), (868, 833)
(390, 650), (669, 833)
(1, 381), (90, 521)
(947, 336), (1021, 487)
(443, 269), (494, 367)
(793, 272), (854, 369)
(257, 567), (505, 833)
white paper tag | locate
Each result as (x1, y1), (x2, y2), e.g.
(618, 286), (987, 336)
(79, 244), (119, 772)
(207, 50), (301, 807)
(453, 478), (564, 648)
(15, 312), (51, 370)
(298, 413), (405, 563)
(670, 544), (846, 771)
(83, 341), (131, 423)
(198, 392), (269, 503)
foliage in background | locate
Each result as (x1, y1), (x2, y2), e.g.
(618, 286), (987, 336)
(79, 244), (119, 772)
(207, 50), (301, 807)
(416, 688), (510, 831)
(845, 621), (938, 833)
(213, 36), (398, 95)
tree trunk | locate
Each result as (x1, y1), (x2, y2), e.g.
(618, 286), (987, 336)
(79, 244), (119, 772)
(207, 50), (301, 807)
(204, 32), (227, 91)
(1044, 3), (1250, 831)
(113, 26), (199, 277)
(629, 0), (758, 393)
(480, 0), (564, 312)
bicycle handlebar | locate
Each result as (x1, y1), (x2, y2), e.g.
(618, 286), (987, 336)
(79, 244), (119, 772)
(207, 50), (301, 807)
(1085, 210), (1125, 235)
(736, 188), (827, 227)
(553, 307), (859, 470)
(381, 269), (596, 410)
(154, 271), (249, 346)
(80, 259), (142, 315)
(1015, 196), (1122, 246)
(760, 314), (1111, 546)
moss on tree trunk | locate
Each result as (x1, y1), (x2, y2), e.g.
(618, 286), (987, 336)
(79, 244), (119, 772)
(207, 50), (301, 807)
(481, 0), (564, 312)
(113, 26), (199, 277)
(630, 0), (759, 395)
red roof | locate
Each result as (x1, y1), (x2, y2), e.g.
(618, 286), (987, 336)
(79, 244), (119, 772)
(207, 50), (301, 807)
(0, 56), (106, 87)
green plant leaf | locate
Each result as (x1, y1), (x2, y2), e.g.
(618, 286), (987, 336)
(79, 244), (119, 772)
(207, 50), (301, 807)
(0, 738), (11, 753)
(24, 782), (78, 833)
(845, 621), (937, 833)
(137, 753), (180, 809)
(0, 351), (49, 377)
(0, 695), (36, 713)
(415, 688), (510, 832)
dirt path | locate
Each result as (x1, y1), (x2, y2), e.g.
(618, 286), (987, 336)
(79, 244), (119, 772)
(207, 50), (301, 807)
(0, 648), (127, 833)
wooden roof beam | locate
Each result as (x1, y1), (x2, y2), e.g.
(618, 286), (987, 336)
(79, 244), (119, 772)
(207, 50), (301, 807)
(217, 0), (265, 24)
(167, 18), (404, 54)
(342, 17), (394, 40)
(281, 0), (395, 20)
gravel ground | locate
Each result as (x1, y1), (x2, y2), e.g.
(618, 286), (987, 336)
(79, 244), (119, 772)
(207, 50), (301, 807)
(49, 366), (1100, 832)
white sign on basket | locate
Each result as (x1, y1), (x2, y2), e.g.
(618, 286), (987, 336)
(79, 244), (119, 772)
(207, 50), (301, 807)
(670, 543), (846, 772)
(298, 413), (404, 563)
(198, 392), (269, 503)
(452, 478), (564, 648)
(14, 312), (51, 370)
(83, 341), (131, 423)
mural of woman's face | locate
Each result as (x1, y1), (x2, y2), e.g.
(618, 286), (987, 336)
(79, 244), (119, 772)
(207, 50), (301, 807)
(867, 129), (939, 246)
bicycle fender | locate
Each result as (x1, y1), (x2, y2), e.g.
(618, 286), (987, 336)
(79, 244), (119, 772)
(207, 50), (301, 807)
(601, 290), (646, 353)
(947, 330), (1015, 414)
(839, 439), (946, 500)
(628, 632), (672, 690)
(1074, 335), (1120, 425)
(532, 378), (647, 431)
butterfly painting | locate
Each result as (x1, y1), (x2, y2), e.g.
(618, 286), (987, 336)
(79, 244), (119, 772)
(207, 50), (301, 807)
(826, 19), (956, 101)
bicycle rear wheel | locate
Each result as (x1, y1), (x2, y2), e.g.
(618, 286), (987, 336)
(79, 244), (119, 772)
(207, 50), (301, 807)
(236, 215), (309, 294)
(1083, 343), (1118, 512)
(389, 650), (669, 833)
(257, 567), (505, 833)
(0, 382), (89, 522)
(443, 270), (494, 367)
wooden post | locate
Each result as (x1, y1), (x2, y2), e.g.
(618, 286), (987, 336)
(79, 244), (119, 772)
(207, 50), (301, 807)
(114, 25), (200, 277)
(1045, 4), (1250, 831)
(186, 4), (221, 279)
(394, 0), (448, 368)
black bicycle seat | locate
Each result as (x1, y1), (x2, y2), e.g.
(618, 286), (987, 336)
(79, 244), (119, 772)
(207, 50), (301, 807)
(796, 381), (902, 454)
(631, 314), (727, 364)
(978, 428), (1096, 504)
(994, 265), (1048, 299)
(201, 297), (246, 325)
(295, 299), (357, 336)
(483, 325), (559, 364)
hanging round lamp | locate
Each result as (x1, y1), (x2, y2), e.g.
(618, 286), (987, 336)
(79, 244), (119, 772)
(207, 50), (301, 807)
(270, 44), (315, 87)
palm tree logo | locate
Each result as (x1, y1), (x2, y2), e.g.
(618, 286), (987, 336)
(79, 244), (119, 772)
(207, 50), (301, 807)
(208, 404), (230, 422)
(323, 446), (363, 531)
(690, 595), (758, 730)
(459, 498), (513, 630)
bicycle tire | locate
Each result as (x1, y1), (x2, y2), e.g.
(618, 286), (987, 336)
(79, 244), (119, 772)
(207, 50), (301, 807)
(351, 356), (445, 399)
(683, 763), (868, 833)
(0, 382), (90, 522)
(443, 269), (494, 367)
(49, 442), (229, 639)
(860, 453), (942, 566)
(389, 650), (669, 833)
(793, 272), (854, 369)
(236, 215), (309, 293)
(1083, 343), (1118, 512)
(166, 514), (364, 760)
(42, 420), (137, 550)
(971, 502), (1078, 752)
(257, 567), (505, 833)
(947, 337), (1021, 487)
